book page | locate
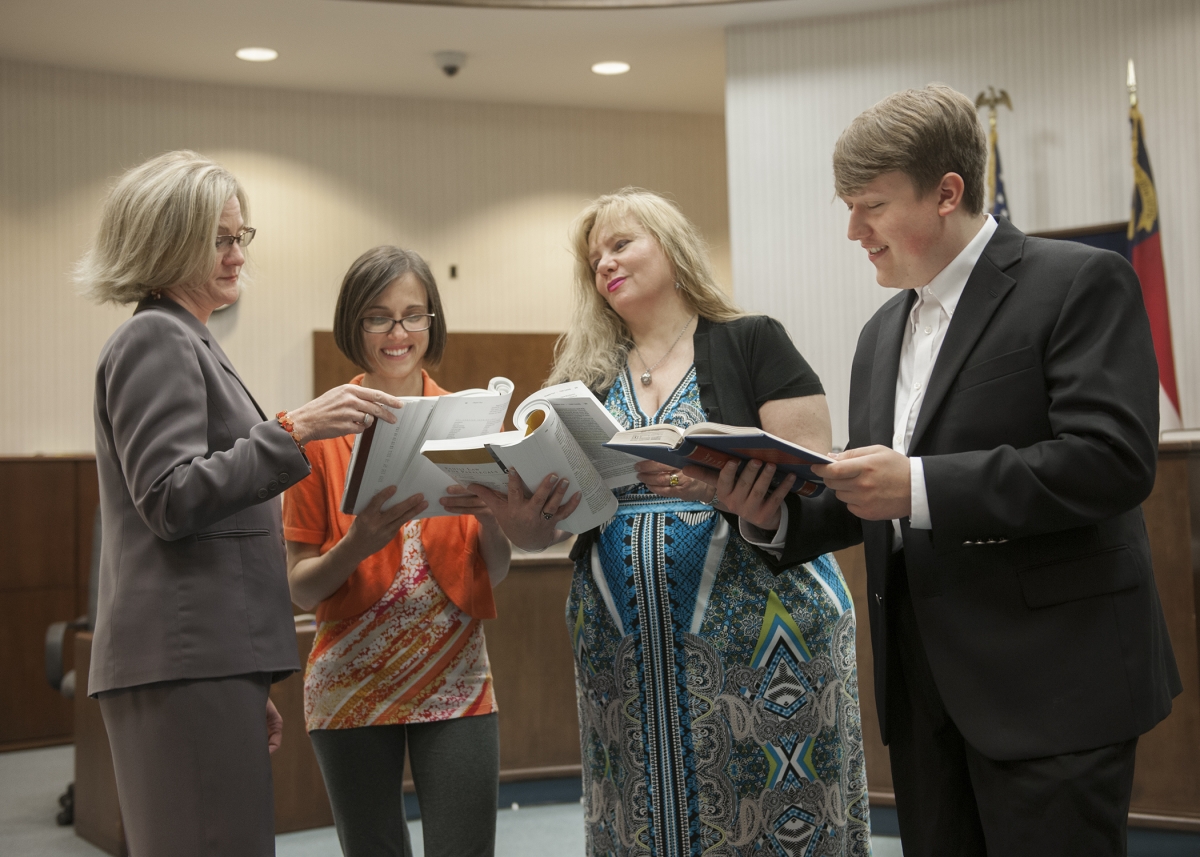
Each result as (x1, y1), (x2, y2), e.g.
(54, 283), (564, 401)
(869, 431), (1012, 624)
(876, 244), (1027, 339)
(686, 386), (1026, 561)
(517, 383), (640, 489)
(490, 408), (617, 533)
(422, 434), (517, 495)
(342, 378), (513, 516)
(425, 377), (513, 440)
(344, 398), (438, 514)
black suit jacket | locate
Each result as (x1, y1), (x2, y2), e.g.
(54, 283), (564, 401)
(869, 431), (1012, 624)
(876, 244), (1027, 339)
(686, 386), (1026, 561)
(778, 218), (1181, 760)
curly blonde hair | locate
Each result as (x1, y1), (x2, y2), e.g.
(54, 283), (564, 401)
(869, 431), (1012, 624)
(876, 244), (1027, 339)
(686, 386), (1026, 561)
(76, 150), (248, 305)
(548, 188), (744, 391)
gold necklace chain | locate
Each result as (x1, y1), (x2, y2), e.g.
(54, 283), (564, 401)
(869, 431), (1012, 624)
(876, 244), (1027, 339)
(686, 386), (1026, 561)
(632, 314), (696, 387)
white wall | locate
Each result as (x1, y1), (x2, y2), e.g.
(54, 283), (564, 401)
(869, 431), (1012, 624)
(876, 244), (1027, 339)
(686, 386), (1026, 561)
(0, 59), (729, 454)
(726, 0), (1200, 446)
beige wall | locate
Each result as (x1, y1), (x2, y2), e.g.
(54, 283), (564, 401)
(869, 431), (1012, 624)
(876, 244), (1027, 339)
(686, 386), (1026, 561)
(0, 59), (729, 455)
(726, 0), (1200, 446)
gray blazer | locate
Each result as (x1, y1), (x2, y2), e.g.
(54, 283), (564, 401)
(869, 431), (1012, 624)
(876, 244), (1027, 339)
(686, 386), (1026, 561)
(89, 297), (310, 695)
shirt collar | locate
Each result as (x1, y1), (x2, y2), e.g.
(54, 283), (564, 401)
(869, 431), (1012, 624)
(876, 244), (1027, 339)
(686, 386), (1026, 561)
(914, 214), (998, 319)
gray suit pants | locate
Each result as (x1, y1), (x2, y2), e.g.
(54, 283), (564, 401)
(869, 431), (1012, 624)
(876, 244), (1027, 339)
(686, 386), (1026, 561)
(99, 673), (275, 857)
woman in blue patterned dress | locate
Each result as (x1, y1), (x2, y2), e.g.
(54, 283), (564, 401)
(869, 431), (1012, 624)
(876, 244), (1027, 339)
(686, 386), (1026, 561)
(475, 189), (870, 857)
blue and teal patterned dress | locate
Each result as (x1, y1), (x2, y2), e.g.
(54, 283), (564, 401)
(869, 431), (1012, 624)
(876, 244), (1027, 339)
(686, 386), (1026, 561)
(567, 366), (871, 857)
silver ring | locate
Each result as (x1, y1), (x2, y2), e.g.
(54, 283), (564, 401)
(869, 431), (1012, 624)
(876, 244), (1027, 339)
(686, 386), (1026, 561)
(541, 511), (554, 520)
(361, 412), (373, 427)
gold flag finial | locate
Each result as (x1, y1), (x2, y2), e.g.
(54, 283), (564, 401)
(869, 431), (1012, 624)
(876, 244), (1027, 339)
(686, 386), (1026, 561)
(975, 86), (1013, 130)
(1127, 59), (1138, 108)
(975, 87), (1012, 211)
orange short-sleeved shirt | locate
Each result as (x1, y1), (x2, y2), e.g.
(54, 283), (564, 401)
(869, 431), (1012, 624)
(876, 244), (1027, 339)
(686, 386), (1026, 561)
(283, 372), (496, 730)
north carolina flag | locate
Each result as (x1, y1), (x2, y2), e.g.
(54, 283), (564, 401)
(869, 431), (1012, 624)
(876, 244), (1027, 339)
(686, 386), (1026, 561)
(1128, 102), (1182, 431)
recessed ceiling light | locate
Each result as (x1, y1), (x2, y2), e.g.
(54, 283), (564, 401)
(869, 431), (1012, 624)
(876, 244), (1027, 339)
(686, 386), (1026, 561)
(592, 62), (630, 76)
(236, 47), (278, 63)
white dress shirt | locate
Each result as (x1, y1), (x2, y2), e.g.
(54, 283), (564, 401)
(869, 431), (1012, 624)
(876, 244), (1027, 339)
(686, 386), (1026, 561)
(742, 215), (998, 555)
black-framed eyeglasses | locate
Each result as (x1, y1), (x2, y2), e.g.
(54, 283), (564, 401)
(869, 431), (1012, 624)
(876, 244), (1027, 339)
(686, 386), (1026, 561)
(216, 228), (256, 251)
(360, 314), (436, 334)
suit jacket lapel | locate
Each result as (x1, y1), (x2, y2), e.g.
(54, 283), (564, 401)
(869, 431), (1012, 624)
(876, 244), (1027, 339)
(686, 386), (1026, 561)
(908, 221), (1023, 453)
(134, 298), (268, 422)
(204, 335), (268, 421)
(869, 291), (913, 447)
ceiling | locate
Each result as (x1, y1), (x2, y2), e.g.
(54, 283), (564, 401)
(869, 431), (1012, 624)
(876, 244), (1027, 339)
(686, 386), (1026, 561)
(0, 0), (958, 114)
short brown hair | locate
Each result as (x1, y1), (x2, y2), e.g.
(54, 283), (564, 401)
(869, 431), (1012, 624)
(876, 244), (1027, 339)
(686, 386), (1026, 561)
(833, 84), (987, 216)
(333, 246), (447, 371)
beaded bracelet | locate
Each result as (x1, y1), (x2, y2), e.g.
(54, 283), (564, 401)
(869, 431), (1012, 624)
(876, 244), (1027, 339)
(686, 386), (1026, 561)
(276, 411), (305, 449)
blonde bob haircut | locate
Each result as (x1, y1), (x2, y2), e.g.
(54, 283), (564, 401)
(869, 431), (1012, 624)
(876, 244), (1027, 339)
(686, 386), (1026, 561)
(77, 150), (248, 305)
(548, 188), (744, 392)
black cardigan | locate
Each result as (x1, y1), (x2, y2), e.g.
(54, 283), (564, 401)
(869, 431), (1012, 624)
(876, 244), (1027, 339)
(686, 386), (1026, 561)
(569, 314), (823, 563)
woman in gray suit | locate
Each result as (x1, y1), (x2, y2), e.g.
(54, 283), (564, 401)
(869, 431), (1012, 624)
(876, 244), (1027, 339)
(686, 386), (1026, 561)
(78, 150), (417, 857)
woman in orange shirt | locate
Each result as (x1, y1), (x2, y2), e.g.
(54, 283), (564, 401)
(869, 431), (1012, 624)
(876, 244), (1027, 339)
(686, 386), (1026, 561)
(283, 246), (512, 857)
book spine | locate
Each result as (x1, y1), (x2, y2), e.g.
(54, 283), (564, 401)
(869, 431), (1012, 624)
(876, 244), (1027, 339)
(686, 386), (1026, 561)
(340, 419), (378, 514)
(681, 442), (737, 470)
(685, 441), (822, 496)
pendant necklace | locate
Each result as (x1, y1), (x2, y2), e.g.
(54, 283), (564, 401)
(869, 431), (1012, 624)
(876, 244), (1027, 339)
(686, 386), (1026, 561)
(633, 314), (696, 387)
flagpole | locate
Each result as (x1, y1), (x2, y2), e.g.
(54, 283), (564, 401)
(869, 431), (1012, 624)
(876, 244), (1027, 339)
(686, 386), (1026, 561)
(974, 86), (1012, 217)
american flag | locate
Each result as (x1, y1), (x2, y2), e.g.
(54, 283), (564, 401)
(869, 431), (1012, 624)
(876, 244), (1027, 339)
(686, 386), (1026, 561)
(990, 143), (1010, 220)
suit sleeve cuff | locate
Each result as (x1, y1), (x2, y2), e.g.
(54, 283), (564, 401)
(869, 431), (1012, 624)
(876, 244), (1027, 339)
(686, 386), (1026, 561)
(738, 504), (789, 558)
(910, 456), (931, 529)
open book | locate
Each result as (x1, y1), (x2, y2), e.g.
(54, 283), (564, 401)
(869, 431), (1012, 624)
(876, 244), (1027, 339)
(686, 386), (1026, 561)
(341, 377), (514, 516)
(603, 422), (833, 497)
(420, 382), (640, 533)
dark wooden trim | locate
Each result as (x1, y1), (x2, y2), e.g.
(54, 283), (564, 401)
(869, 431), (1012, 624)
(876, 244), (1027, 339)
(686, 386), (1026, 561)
(1029, 221), (1127, 240)
(870, 789), (1200, 832)
(1129, 812), (1200, 832)
(0, 455), (95, 462)
(0, 735), (73, 753)
(499, 764), (583, 782)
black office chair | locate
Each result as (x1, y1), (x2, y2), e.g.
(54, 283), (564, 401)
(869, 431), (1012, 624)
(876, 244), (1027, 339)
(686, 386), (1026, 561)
(44, 506), (101, 825)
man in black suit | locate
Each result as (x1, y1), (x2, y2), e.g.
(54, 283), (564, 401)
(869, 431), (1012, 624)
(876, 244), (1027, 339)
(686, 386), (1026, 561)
(710, 84), (1181, 855)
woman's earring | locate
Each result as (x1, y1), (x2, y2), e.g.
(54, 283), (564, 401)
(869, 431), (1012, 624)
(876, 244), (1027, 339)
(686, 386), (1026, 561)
(675, 281), (682, 290)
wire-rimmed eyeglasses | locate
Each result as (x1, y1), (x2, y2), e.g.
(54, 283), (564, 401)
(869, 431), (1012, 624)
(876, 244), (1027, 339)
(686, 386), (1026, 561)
(216, 228), (256, 251)
(360, 314), (436, 334)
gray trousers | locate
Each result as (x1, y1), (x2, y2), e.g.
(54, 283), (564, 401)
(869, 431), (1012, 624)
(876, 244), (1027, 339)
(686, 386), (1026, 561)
(309, 712), (500, 857)
(98, 673), (275, 857)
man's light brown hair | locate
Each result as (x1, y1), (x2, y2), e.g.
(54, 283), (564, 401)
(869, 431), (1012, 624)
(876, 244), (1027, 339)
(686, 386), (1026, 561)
(833, 83), (987, 215)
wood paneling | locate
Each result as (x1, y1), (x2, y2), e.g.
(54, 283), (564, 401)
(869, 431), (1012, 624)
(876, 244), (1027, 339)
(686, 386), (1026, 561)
(833, 544), (892, 802)
(75, 460), (100, 619)
(1129, 449), (1200, 828)
(269, 626), (335, 835)
(314, 330), (560, 429)
(0, 459), (76, 591)
(0, 457), (97, 749)
(73, 632), (127, 857)
(487, 559), (581, 773)
(0, 587), (76, 746)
